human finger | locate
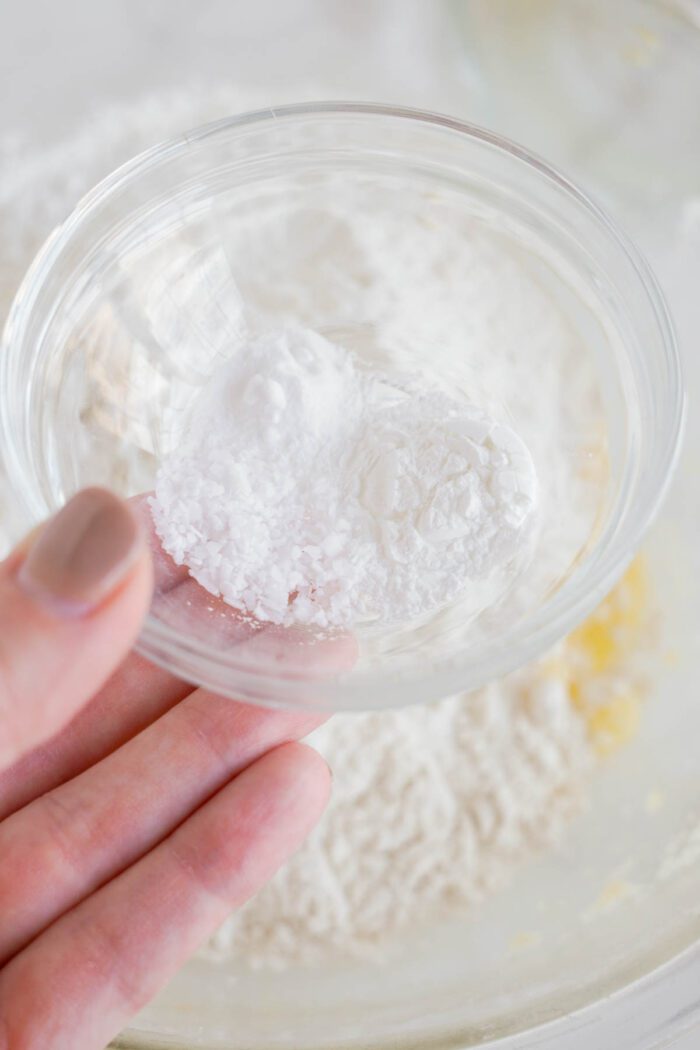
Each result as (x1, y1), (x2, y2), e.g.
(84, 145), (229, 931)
(0, 652), (194, 821)
(0, 488), (152, 769)
(0, 691), (323, 965)
(0, 497), (259, 818)
(0, 743), (330, 1050)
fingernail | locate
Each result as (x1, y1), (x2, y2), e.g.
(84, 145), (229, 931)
(18, 488), (141, 616)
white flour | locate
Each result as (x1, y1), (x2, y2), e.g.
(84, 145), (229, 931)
(0, 86), (606, 971)
(152, 326), (537, 627)
(207, 662), (591, 968)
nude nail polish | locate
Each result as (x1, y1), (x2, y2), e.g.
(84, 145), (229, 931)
(17, 488), (141, 615)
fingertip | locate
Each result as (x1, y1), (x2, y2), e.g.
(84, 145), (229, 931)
(14, 489), (149, 619)
(129, 493), (189, 594)
(0, 494), (155, 766)
(288, 740), (333, 784)
(267, 740), (333, 814)
(115, 541), (154, 625)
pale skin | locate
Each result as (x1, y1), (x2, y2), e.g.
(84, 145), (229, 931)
(0, 489), (335, 1050)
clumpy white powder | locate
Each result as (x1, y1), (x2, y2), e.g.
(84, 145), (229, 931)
(151, 326), (537, 627)
(205, 658), (591, 968)
(0, 86), (612, 974)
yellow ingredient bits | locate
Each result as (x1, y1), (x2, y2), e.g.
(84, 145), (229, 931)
(568, 557), (649, 674)
(586, 688), (641, 757)
(570, 619), (617, 675)
(564, 557), (650, 754)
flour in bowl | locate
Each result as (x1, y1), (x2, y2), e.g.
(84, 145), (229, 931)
(205, 660), (592, 968)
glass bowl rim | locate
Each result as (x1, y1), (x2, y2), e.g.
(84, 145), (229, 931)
(0, 100), (686, 709)
(110, 938), (700, 1050)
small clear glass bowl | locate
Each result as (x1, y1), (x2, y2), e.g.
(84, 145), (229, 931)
(0, 103), (684, 711)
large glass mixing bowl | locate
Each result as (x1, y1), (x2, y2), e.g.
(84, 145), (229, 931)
(106, 229), (700, 1049)
(0, 104), (683, 710)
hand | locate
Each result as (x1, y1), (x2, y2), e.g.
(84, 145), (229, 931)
(0, 488), (331, 1050)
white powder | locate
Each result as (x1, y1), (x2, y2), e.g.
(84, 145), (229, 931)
(206, 660), (591, 968)
(0, 86), (605, 973)
(151, 326), (537, 627)
(156, 173), (605, 651)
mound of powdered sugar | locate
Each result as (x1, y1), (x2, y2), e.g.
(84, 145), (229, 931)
(0, 86), (605, 973)
(151, 326), (537, 627)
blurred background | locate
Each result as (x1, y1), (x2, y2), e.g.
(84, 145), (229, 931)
(3, 1), (700, 282)
(0, 1), (453, 143)
(4, 0), (700, 182)
(2, 2), (700, 1046)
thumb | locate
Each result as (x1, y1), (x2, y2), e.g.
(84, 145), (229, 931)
(0, 488), (152, 768)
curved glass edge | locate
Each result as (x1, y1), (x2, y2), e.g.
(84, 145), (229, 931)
(111, 939), (700, 1050)
(0, 102), (687, 709)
